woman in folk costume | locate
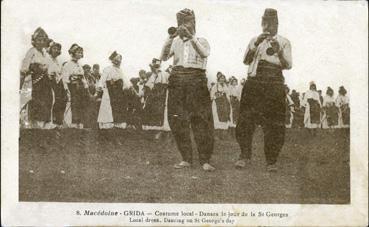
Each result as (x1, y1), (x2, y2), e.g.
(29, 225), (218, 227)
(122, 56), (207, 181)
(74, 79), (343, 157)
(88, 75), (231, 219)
(96, 51), (129, 129)
(290, 90), (303, 128)
(82, 64), (100, 129)
(20, 27), (53, 129)
(138, 70), (149, 103)
(285, 85), (294, 128)
(47, 41), (67, 128)
(61, 43), (89, 129)
(211, 72), (231, 130)
(83, 64), (96, 95)
(126, 77), (144, 130)
(302, 82), (321, 133)
(228, 76), (241, 128)
(336, 86), (350, 128)
(321, 87), (339, 129)
(92, 64), (101, 82)
(142, 58), (170, 136)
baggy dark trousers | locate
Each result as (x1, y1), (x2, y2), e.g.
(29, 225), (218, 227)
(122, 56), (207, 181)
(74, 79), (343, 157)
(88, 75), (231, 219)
(236, 61), (286, 165)
(168, 67), (214, 165)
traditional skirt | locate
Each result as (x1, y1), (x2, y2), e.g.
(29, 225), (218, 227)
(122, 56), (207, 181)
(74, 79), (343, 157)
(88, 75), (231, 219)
(127, 88), (143, 128)
(68, 76), (89, 124)
(28, 63), (53, 123)
(326, 105), (339, 127)
(215, 93), (231, 123)
(307, 98), (321, 124)
(83, 93), (99, 129)
(341, 104), (350, 125)
(106, 79), (127, 123)
(51, 79), (67, 126)
(293, 107), (305, 128)
(230, 96), (240, 125)
(143, 83), (167, 127)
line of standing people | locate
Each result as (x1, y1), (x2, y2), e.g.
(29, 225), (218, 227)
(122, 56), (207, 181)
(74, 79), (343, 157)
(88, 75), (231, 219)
(20, 28), (173, 131)
(285, 82), (350, 133)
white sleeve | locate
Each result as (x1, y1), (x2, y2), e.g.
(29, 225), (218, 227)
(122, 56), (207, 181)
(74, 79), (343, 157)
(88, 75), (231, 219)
(243, 37), (257, 65)
(98, 68), (109, 88)
(160, 37), (175, 61)
(61, 63), (70, 90)
(210, 85), (217, 100)
(122, 72), (130, 89)
(20, 49), (35, 74)
(146, 74), (155, 90)
(287, 95), (294, 106)
(281, 39), (292, 69)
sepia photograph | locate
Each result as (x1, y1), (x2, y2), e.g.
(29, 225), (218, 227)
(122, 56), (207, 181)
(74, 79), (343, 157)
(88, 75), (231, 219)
(2, 0), (368, 226)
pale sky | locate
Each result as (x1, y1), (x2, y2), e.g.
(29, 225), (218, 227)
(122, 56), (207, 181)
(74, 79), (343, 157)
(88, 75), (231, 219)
(3, 0), (368, 93)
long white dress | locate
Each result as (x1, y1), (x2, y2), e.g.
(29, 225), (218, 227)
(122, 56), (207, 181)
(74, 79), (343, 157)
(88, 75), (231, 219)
(97, 65), (129, 129)
(336, 95), (350, 128)
(321, 95), (338, 129)
(228, 84), (241, 128)
(286, 94), (294, 128)
(302, 89), (322, 128)
(210, 83), (231, 130)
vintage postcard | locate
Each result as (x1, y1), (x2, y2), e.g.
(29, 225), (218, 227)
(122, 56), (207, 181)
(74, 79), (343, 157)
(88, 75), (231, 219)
(1, 0), (368, 226)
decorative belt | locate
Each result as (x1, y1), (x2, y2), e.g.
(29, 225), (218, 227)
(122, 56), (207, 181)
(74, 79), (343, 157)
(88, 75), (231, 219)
(257, 60), (282, 71)
(171, 66), (206, 75)
(106, 79), (123, 86)
(69, 74), (84, 83)
(252, 60), (284, 83)
(31, 73), (46, 85)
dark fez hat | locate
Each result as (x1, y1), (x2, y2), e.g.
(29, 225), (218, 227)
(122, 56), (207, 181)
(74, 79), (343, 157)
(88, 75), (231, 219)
(262, 8), (278, 24)
(176, 8), (195, 26)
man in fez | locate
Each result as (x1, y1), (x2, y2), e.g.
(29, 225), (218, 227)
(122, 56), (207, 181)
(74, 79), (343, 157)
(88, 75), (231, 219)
(160, 8), (215, 171)
(235, 8), (292, 172)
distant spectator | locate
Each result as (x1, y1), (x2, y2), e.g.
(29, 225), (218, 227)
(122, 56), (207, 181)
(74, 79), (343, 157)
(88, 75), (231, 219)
(321, 87), (339, 129)
(336, 86), (350, 128)
(302, 82), (321, 134)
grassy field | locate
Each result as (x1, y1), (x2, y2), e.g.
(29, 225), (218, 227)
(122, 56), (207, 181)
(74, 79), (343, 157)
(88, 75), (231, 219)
(19, 128), (350, 204)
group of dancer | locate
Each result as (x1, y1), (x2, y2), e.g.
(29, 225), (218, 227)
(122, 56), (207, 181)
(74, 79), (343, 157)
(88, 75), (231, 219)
(285, 83), (350, 132)
(19, 30), (171, 132)
(19, 8), (350, 172)
(19, 30), (349, 132)
(209, 76), (350, 133)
